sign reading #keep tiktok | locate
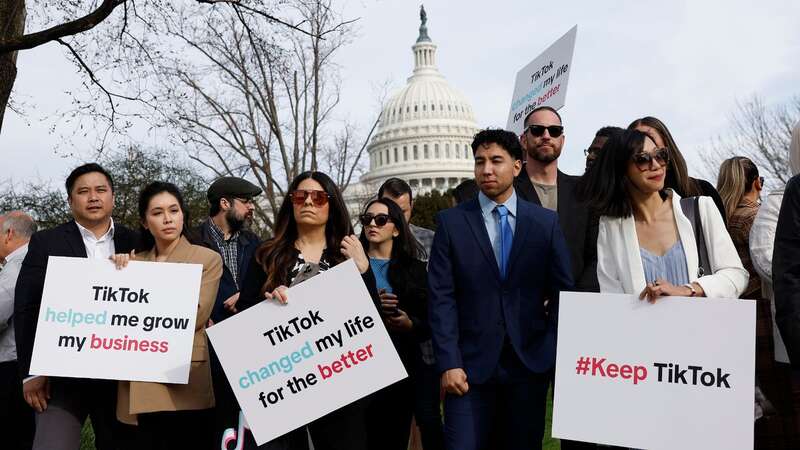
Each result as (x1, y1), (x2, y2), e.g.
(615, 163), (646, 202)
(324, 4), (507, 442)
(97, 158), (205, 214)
(207, 260), (407, 445)
(553, 292), (756, 450)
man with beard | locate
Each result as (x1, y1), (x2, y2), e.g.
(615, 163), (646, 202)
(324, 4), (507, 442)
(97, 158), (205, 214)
(454, 106), (598, 292)
(194, 177), (262, 447)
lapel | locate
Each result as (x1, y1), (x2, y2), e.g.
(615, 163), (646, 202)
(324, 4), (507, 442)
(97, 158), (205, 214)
(515, 168), (540, 205)
(140, 236), (194, 263)
(462, 199), (502, 280)
(556, 170), (572, 215)
(64, 221), (88, 258)
(620, 215), (647, 293)
(506, 200), (531, 276)
(671, 191), (700, 282)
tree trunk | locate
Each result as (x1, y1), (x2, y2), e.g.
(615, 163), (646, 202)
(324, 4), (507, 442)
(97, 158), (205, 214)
(0, 0), (26, 135)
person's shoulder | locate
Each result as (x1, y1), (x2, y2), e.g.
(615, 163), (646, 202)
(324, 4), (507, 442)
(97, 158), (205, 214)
(786, 173), (800, 194)
(191, 243), (223, 265)
(240, 229), (262, 245)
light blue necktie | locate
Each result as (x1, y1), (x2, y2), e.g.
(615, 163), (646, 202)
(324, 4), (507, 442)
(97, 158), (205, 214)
(495, 205), (513, 279)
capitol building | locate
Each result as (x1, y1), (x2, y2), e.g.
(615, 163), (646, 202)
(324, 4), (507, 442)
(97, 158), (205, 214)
(346, 7), (478, 209)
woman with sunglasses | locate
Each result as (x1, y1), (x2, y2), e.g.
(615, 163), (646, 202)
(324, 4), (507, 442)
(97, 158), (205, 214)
(717, 156), (764, 300)
(236, 171), (378, 450)
(628, 116), (728, 223)
(356, 198), (430, 450)
(579, 129), (747, 302)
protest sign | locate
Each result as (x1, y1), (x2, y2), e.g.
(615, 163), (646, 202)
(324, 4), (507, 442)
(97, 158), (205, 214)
(29, 256), (202, 383)
(553, 292), (755, 449)
(506, 25), (577, 135)
(206, 259), (407, 445)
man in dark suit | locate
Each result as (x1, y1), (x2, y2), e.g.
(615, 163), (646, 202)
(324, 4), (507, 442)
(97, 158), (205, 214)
(428, 129), (573, 450)
(14, 163), (138, 450)
(452, 106), (598, 293)
(775, 172), (800, 365)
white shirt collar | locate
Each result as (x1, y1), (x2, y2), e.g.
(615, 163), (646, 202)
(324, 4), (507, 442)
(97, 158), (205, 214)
(75, 218), (115, 242)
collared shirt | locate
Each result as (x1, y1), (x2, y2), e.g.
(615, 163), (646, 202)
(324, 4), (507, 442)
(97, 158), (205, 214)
(478, 189), (518, 269)
(207, 218), (241, 287)
(0, 244), (28, 363)
(75, 219), (116, 260)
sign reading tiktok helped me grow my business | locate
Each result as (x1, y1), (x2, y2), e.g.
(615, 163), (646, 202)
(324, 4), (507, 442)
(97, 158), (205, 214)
(206, 260), (407, 445)
(506, 25), (577, 136)
(30, 256), (202, 383)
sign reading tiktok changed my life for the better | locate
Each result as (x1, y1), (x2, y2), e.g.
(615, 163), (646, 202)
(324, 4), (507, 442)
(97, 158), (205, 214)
(30, 256), (202, 383)
(207, 260), (407, 445)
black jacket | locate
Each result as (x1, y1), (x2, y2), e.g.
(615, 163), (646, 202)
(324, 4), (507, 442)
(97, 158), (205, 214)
(454, 169), (599, 292)
(190, 220), (261, 323)
(774, 174), (800, 366)
(14, 220), (138, 377)
(383, 258), (430, 370)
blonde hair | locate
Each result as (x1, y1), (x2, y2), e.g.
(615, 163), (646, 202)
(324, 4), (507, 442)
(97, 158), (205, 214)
(717, 156), (759, 223)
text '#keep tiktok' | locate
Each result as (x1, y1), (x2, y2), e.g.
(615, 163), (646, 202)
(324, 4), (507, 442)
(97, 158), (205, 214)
(574, 356), (732, 388)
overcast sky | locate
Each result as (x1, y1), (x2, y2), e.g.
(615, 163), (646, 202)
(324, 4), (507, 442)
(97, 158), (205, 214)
(3, 0), (799, 188)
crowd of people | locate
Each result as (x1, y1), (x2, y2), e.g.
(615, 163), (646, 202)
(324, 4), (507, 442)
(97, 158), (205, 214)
(1, 106), (799, 450)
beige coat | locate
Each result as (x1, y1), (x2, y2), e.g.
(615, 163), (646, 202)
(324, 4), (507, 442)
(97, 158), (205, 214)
(117, 236), (222, 424)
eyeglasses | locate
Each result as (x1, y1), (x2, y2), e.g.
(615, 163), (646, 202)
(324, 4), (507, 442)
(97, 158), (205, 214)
(289, 190), (330, 207)
(526, 124), (564, 138)
(359, 213), (392, 227)
(233, 197), (254, 205)
(632, 148), (670, 171)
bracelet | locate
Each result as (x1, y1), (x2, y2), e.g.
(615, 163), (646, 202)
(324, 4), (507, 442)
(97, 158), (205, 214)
(683, 283), (697, 297)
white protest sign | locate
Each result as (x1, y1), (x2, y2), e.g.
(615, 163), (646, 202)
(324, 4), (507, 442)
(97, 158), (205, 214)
(553, 292), (755, 449)
(30, 256), (202, 383)
(206, 259), (407, 445)
(506, 25), (577, 135)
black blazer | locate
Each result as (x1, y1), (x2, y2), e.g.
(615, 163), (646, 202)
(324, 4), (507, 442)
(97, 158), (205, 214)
(774, 174), (800, 366)
(383, 258), (430, 370)
(14, 220), (138, 378)
(454, 169), (599, 292)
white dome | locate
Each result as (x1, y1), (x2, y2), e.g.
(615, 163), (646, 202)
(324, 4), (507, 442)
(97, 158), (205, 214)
(360, 9), (477, 194)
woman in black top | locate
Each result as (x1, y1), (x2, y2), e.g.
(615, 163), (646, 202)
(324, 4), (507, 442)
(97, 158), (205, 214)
(628, 116), (728, 223)
(357, 198), (431, 450)
(237, 171), (379, 450)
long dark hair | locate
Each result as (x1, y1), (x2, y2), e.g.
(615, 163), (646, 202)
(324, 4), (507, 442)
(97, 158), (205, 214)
(255, 171), (352, 294)
(358, 198), (420, 289)
(137, 181), (190, 252)
(627, 116), (701, 197)
(578, 129), (667, 218)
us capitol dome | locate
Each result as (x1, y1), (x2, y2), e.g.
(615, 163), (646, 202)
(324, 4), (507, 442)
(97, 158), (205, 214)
(358, 6), (478, 194)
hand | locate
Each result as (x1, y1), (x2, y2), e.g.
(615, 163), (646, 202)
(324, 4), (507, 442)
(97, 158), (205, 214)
(265, 285), (289, 304)
(638, 278), (692, 303)
(379, 291), (399, 315)
(223, 292), (240, 313)
(340, 235), (369, 273)
(386, 309), (413, 332)
(110, 250), (135, 270)
(207, 318), (214, 328)
(23, 376), (50, 413)
(441, 368), (469, 396)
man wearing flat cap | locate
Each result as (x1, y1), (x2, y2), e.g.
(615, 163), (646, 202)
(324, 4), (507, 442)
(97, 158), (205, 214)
(193, 177), (262, 446)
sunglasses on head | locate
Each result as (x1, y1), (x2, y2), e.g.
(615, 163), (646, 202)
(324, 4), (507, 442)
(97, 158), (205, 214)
(632, 147), (670, 171)
(359, 213), (392, 227)
(526, 124), (564, 138)
(289, 190), (329, 207)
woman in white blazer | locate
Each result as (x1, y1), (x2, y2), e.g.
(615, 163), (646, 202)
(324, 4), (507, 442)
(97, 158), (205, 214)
(580, 128), (748, 301)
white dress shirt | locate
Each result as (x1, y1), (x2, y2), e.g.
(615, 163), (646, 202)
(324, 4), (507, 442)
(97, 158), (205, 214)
(0, 244), (28, 363)
(75, 219), (116, 260)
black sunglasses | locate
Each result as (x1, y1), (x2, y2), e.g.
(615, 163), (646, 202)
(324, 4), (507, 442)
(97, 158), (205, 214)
(632, 148), (670, 171)
(359, 213), (392, 227)
(526, 124), (564, 138)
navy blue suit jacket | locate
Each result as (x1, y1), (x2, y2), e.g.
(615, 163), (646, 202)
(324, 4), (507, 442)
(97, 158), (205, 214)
(427, 195), (573, 384)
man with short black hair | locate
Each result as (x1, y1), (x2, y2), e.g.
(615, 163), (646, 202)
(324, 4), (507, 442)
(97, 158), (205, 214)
(429, 128), (573, 450)
(0, 211), (37, 449)
(378, 177), (435, 258)
(584, 126), (624, 171)
(14, 163), (139, 450)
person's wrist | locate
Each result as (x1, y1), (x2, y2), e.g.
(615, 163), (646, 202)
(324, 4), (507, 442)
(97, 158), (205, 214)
(682, 283), (697, 297)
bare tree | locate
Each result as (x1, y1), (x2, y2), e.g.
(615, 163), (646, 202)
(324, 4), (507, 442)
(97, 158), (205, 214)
(0, 0), (328, 137)
(701, 95), (800, 187)
(147, 1), (374, 232)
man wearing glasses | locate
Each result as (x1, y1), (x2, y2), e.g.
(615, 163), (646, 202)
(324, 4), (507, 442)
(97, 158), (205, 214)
(193, 176), (262, 446)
